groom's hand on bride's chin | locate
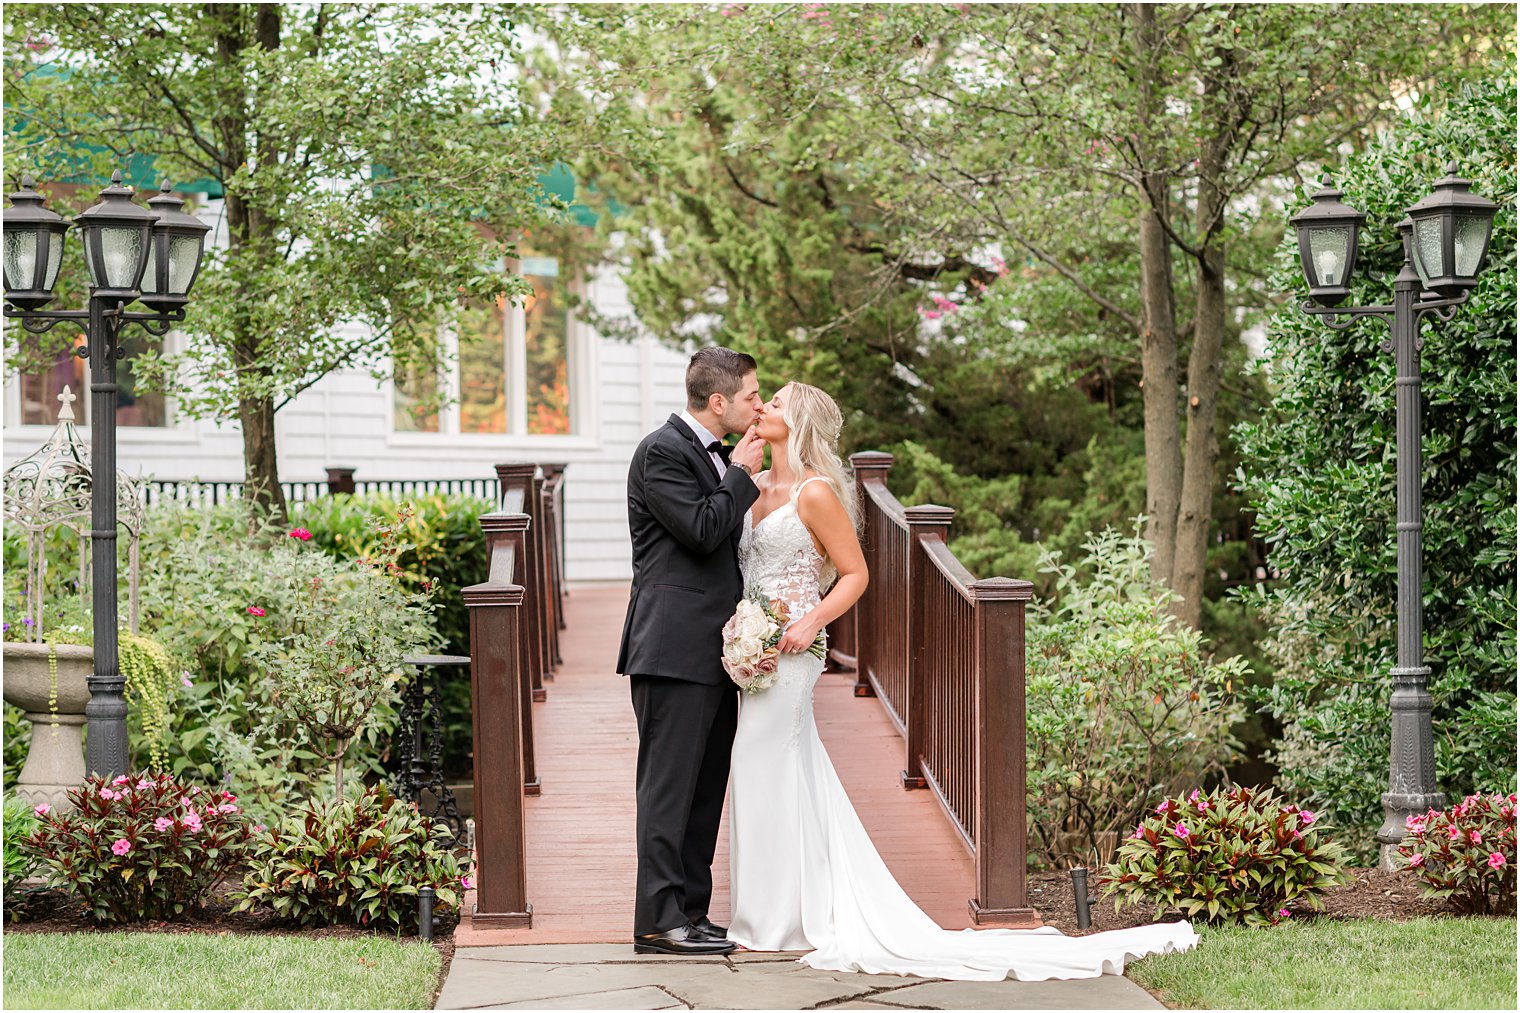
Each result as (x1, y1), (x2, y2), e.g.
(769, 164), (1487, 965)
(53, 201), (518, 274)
(731, 429), (764, 475)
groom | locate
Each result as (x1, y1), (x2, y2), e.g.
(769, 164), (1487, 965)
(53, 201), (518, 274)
(618, 347), (765, 955)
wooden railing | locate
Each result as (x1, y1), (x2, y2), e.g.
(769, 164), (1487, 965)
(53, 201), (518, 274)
(842, 450), (1038, 927)
(463, 461), (569, 928)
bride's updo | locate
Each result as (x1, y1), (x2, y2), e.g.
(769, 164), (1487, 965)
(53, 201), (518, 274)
(781, 382), (860, 532)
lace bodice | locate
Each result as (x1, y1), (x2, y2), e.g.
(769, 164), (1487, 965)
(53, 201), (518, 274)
(738, 477), (829, 626)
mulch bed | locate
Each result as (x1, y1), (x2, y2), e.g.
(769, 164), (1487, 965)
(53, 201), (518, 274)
(1029, 866), (1450, 935)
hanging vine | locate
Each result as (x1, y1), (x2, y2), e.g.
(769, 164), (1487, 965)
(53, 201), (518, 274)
(119, 634), (174, 771)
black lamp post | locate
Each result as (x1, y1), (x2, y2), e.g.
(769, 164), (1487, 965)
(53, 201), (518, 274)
(1289, 162), (1498, 862)
(4, 170), (210, 779)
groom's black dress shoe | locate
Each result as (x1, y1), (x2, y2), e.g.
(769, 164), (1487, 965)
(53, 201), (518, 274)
(686, 917), (728, 941)
(633, 926), (736, 955)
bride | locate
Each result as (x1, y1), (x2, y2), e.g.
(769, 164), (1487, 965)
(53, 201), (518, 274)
(726, 381), (1198, 982)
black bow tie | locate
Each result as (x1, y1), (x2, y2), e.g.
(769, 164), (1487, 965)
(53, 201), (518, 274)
(705, 440), (732, 462)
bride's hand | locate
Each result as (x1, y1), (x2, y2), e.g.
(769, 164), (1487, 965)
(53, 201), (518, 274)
(778, 614), (823, 654)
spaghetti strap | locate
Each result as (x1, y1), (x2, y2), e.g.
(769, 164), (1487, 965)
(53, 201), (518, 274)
(790, 475), (830, 501)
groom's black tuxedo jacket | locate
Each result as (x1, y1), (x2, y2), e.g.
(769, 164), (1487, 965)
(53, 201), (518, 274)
(618, 414), (760, 685)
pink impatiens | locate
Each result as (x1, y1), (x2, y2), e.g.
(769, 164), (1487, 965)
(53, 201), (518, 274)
(33, 803), (50, 817)
(1489, 853), (1507, 870)
(154, 817), (174, 832)
(1409, 853), (1425, 867)
(1172, 822), (1190, 839)
(111, 838), (132, 856)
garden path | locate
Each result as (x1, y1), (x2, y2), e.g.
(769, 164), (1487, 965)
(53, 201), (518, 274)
(455, 582), (980, 946)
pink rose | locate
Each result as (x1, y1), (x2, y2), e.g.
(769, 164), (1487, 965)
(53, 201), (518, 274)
(154, 817), (174, 832)
(1488, 853), (1506, 869)
(33, 803), (50, 817)
(247, 606), (265, 617)
(1409, 853), (1425, 867)
(288, 528), (313, 541)
(111, 838), (132, 856)
(755, 656), (778, 675)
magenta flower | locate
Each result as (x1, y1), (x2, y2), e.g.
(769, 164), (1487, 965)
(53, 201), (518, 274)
(1131, 826), (1145, 839)
(33, 803), (50, 817)
(1196, 799), (1211, 812)
(247, 605), (265, 617)
(184, 813), (203, 832)
(221, 791), (237, 801)
(111, 838), (132, 856)
(1409, 853), (1425, 867)
(1447, 825), (1461, 840)
(1470, 830), (1482, 844)
(1156, 800), (1173, 814)
(220, 803), (240, 814)
(1298, 810), (1318, 826)
(460, 874), (474, 890)
(1188, 789), (1201, 803)
(112, 775), (130, 786)
(1489, 853), (1506, 869)
(135, 778), (153, 790)
(1291, 829), (1303, 840)
(181, 674), (193, 688)
(1172, 822), (1190, 839)
(1406, 814), (1425, 831)
(288, 527), (313, 541)
(99, 788), (117, 801)
(252, 824), (266, 834)
(1276, 907), (1291, 918)
(154, 817), (174, 832)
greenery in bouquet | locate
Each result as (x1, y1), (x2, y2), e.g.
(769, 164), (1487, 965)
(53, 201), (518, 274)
(1396, 792), (1516, 914)
(722, 594), (825, 693)
(1102, 784), (1351, 926)
(26, 772), (257, 922)
(235, 783), (464, 932)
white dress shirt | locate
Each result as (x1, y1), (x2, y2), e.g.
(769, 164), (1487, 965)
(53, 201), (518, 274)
(679, 410), (727, 478)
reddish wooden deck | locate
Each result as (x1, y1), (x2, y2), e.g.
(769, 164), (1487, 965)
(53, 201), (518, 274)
(456, 583), (979, 946)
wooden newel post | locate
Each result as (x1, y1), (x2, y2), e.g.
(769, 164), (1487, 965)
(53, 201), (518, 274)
(498, 464), (548, 706)
(902, 504), (955, 790)
(848, 451), (894, 698)
(463, 516), (532, 928)
(968, 576), (1039, 927)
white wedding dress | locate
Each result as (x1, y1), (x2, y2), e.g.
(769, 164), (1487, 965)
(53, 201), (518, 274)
(727, 476), (1198, 981)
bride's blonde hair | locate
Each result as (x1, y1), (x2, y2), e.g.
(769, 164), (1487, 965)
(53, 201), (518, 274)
(781, 382), (860, 533)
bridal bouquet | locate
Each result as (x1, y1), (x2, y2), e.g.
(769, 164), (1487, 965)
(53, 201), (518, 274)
(721, 594), (826, 694)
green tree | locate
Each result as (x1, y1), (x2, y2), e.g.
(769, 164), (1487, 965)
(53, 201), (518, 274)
(4, 4), (558, 518)
(1235, 77), (1517, 847)
(563, 3), (1512, 625)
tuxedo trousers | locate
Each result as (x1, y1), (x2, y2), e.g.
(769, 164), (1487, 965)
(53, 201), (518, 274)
(629, 674), (738, 936)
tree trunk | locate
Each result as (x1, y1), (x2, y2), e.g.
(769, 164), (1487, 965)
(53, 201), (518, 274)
(239, 390), (288, 521)
(1174, 240), (1225, 629)
(1129, 4), (1182, 587)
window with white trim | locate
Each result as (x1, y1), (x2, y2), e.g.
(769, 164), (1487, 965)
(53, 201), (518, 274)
(393, 254), (576, 436)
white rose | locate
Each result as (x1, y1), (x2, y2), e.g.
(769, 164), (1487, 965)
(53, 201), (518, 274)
(737, 636), (763, 660)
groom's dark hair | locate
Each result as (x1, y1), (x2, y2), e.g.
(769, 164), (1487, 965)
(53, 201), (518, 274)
(686, 346), (757, 411)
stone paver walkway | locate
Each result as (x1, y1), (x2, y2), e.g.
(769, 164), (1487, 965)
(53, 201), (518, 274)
(436, 944), (1163, 1011)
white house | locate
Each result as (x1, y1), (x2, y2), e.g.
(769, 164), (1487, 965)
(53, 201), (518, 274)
(2, 194), (693, 582)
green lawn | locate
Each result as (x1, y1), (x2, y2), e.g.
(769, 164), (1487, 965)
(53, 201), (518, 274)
(1127, 916), (1517, 1010)
(2, 931), (442, 1010)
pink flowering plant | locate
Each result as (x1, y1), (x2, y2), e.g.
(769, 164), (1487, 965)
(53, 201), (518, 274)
(1101, 785), (1350, 926)
(1396, 793), (1516, 914)
(235, 783), (462, 932)
(24, 773), (255, 922)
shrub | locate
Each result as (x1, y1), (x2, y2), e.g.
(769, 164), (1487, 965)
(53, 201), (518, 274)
(1101, 785), (1351, 926)
(1025, 524), (1247, 866)
(248, 506), (438, 797)
(1235, 77), (1517, 846)
(236, 784), (463, 932)
(1396, 792), (1517, 914)
(3, 793), (40, 909)
(26, 773), (256, 922)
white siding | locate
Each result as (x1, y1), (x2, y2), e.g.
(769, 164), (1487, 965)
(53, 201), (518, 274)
(3, 250), (691, 582)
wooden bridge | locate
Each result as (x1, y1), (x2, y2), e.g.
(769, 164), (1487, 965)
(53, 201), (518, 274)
(458, 454), (1038, 944)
